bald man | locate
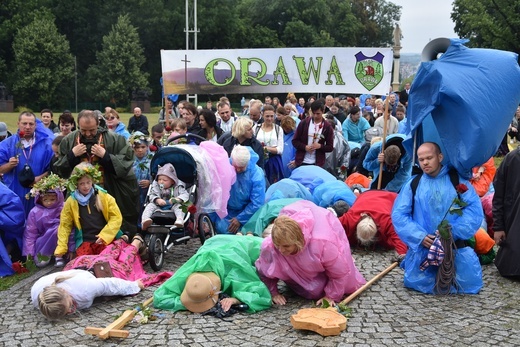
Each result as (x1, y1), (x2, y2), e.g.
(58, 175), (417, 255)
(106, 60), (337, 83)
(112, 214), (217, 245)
(128, 107), (149, 135)
(391, 142), (484, 294)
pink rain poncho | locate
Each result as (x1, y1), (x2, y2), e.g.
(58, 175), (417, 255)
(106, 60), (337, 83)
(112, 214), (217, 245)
(255, 200), (366, 302)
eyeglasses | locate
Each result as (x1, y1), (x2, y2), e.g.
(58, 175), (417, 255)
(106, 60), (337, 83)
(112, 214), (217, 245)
(108, 116), (117, 120)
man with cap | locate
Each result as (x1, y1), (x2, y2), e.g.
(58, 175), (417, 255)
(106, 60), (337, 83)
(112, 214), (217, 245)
(0, 122), (11, 142)
(212, 145), (265, 234)
(338, 190), (406, 256)
(154, 235), (271, 313)
(363, 134), (412, 192)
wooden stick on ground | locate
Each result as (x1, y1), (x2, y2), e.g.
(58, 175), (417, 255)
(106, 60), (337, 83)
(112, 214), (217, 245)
(85, 297), (154, 340)
(340, 262), (398, 306)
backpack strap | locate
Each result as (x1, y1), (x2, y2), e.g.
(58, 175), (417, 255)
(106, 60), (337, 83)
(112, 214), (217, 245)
(410, 167), (459, 215)
(448, 167), (459, 188)
(255, 124), (280, 139)
(410, 173), (422, 215)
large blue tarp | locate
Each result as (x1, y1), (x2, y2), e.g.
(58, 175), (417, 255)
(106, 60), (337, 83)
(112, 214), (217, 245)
(404, 39), (520, 178)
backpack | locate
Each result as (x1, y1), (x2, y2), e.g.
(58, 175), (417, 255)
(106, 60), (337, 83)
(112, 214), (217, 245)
(410, 167), (459, 214)
(365, 126), (383, 143)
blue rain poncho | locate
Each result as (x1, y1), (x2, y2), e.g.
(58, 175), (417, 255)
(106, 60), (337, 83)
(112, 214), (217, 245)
(363, 134), (412, 192)
(0, 119), (54, 217)
(404, 39), (520, 179)
(214, 147), (265, 234)
(392, 165), (484, 294)
(289, 165), (336, 194)
(281, 130), (296, 179)
(0, 182), (26, 276)
(342, 115), (370, 145)
(265, 178), (313, 203)
(312, 180), (356, 208)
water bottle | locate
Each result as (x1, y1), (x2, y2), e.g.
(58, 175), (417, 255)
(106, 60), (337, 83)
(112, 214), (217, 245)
(241, 97), (245, 107)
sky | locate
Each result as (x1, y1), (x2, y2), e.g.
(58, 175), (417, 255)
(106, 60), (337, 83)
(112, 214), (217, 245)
(391, 0), (458, 54)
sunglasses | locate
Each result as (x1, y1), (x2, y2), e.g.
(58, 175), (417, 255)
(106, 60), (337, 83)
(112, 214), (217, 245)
(108, 116), (117, 120)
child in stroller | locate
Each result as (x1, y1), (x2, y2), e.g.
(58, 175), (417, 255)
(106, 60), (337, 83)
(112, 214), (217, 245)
(141, 163), (188, 231)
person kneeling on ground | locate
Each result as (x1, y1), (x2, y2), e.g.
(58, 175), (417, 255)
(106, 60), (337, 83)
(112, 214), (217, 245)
(212, 145), (265, 234)
(154, 235), (272, 314)
(54, 163), (124, 267)
(339, 190), (407, 256)
(256, 200), (366, 306)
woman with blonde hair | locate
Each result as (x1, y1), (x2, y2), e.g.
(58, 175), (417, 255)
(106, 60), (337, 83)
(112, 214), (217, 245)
(105, 108), (130, 140)
(256, 200), (366, 306)
(217, 116), (264, 170)
(31, 266), (144, 320)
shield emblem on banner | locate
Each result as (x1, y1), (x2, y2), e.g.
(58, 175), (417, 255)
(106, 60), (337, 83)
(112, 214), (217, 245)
(354, 52), (385, 91)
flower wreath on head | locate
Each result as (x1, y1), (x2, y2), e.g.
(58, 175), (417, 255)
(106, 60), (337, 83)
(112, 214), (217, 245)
(129, 132), (151, 147)
(67, 164), (102, 192)
(25, 173), (67, 200)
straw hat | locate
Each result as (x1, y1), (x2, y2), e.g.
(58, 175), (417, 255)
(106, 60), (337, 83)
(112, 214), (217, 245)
(180, 272), (221, 313)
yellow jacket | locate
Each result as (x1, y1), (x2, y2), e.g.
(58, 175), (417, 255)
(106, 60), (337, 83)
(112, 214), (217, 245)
(55, 186), (122, 256)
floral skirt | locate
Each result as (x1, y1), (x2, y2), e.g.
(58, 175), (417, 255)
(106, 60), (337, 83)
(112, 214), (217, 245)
(65, 239), (172, 287)
(265, 154), (285, 185)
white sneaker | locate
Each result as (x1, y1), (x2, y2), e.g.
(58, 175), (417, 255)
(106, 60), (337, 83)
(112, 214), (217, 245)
(36, 258), (51, 268)
(54, 257), (65, 268)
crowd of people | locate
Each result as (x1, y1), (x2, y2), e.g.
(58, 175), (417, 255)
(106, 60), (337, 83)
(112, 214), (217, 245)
(0, 92), (518, 321)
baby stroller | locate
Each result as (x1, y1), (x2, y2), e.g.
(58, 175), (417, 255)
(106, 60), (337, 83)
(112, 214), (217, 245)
(144, 134), (216, 271)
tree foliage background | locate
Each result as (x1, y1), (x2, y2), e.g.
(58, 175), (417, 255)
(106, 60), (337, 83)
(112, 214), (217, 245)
(451, 0), (520, 54)
(1, 0), (408, 109)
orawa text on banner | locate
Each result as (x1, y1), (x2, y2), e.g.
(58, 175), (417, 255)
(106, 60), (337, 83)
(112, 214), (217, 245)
(161, 47), (393, 95)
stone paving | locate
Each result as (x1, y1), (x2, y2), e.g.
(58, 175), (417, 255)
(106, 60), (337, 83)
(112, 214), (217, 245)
(1, 238), (519, 347)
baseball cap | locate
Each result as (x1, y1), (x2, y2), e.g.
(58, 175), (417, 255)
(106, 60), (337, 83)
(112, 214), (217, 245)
(0, 122), (7, 137)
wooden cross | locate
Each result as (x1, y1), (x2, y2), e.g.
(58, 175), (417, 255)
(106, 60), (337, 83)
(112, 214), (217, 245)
(84, 297), (153, 340)
(182, 54), (191, 88)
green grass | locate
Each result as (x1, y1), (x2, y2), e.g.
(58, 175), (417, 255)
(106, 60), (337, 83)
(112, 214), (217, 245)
(0, 257), (38, 291)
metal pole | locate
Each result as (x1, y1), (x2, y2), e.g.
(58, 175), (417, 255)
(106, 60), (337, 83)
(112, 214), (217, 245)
(194, 0), (198, 51)
(74, 56), (78, 113)
(185, 0), (189, 52)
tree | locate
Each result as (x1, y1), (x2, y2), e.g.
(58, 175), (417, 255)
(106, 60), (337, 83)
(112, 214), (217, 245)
(451, 0), (520, 53)
(86, 14), (150, 106)
(11, 16), (74, 108)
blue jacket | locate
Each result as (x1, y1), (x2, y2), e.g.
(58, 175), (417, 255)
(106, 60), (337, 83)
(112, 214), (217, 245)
(392, 165), (484, 294)
(113, 122), (131, 140)
(342, 115), (370, 144)
(215, 147), (265, 233)
(281, 131), (296, 178)
(0, 119), (54, 217)
(0, 182), (26, 276)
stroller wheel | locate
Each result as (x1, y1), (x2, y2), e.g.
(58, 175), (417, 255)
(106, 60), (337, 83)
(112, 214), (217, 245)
(148, 234), (165, 271)
(198, 213), (215, 245)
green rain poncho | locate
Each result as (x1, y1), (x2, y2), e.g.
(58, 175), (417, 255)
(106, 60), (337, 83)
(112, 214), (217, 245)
(153, 235), (271, 313)
(241, 198), (302, 236)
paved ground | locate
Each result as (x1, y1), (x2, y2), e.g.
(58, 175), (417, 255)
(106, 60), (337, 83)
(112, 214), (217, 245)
(1, 238), (519, 347)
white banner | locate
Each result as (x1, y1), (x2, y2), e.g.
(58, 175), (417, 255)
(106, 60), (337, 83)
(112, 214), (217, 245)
(161, 47), (393, 96)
